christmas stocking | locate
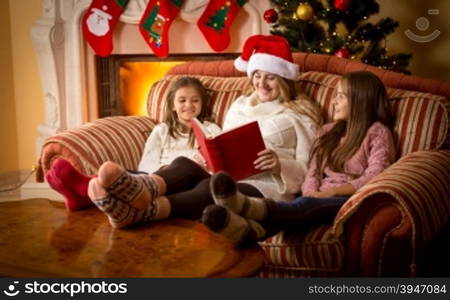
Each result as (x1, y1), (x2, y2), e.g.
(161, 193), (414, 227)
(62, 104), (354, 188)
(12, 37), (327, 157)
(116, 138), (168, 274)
(140, 0), (184, 58)
(197, 0), (247, 52)
(82, 0), (129, 57)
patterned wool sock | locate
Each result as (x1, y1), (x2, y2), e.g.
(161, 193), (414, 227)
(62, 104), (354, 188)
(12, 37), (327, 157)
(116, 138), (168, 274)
(45, 158), (95, 211)
(202, 204), (266, 246)
(210, 172), (268, 220)
(88, 178), (160, 228)
(97, 161), (165, 206)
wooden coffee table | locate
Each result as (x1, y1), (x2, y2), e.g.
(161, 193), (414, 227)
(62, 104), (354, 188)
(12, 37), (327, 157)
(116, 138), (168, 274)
(0, 199), (264, 277)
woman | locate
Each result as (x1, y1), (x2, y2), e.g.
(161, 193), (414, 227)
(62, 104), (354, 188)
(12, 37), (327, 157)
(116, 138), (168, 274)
(202, 71), (396, 245)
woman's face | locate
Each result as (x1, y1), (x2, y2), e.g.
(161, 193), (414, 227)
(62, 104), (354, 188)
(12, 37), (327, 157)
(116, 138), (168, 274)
(172, 86), (202, 126)
(252, 70), (281, 103)
(332, 80), (350, 121)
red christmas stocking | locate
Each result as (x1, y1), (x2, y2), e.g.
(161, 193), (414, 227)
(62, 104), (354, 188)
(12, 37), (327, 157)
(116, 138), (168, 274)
(197, 0), (247, 52)
(140, 0), (184, 58)
(82, 0), (129, 57)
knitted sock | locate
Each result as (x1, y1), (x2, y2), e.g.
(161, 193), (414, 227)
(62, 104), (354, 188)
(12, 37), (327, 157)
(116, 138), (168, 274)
(45, 158), (94, 211)
(97, 161), (165, 206)
(88, 178), (161, 228)
(202, 204), (266, 246)
(210, 171), (267, 220)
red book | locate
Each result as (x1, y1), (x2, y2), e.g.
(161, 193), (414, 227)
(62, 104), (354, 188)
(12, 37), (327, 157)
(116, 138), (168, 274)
(191, 118), (266, 181)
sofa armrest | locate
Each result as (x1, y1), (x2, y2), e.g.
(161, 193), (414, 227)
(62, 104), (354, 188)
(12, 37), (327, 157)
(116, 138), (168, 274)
(332, 150), (450, 276)
(37, 116), (156, 182)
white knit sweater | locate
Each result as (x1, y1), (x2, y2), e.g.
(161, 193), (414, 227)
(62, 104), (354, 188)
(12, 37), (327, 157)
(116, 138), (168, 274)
(138, 121), (221, 173)
(223, 92), (318, 201)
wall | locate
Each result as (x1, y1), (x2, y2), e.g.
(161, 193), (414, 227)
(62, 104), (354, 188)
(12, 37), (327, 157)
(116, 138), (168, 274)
(0, 0), (448, 174)
(8, 0), (43, 172)
(374, 0), (450, 81)
(0, 0), (18, 173)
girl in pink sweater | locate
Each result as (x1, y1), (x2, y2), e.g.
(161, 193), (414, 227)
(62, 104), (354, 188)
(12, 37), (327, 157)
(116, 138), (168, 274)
(202, 71), (396, 245)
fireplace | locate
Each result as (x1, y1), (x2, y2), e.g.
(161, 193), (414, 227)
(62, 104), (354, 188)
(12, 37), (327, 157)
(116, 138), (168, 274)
(31, 0), (270, 161)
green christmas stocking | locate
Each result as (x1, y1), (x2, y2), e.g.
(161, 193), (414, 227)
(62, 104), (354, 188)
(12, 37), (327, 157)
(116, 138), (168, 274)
(197, 0), (247, 52)
(139, 0), (184, 57)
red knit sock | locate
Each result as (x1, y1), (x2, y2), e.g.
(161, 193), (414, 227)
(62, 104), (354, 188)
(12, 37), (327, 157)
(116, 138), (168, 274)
(46, 158), (94, 211)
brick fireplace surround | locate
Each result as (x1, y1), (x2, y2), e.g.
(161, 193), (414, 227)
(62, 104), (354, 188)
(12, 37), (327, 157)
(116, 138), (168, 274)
(31, 0), (270, 159)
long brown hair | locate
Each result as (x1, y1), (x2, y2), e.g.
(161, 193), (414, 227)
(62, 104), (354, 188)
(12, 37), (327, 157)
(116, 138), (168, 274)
(245, 74), (322, 126)
(164, 76), (212, 147)
(310, 71), (392, 177)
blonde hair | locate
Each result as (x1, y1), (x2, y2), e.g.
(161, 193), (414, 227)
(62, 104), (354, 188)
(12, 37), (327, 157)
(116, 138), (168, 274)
(245, 74), (322, 126)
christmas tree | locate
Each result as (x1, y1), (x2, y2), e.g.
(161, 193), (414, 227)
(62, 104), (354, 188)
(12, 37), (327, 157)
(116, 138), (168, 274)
(268, 0), (412, 73)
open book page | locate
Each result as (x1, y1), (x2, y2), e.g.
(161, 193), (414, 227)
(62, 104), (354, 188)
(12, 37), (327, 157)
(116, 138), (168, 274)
(191, 118), (214, 139)
(190, 118), (225, 172)
(191, 118), (266, 180)
(192, 118), (261, 140)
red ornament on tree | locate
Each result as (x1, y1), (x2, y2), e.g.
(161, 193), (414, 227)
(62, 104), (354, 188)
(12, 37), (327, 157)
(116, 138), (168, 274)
(334, 0), (351, 11)
(335, 48), (350, 58)
(264, 9), (278, 23)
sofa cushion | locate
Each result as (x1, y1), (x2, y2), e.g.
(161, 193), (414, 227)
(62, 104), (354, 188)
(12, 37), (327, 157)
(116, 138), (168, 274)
(298, 71), (449, 157)
(147, 75), (251, 127)
(40, 116), (155, 176)
(258, 224), (344, 277)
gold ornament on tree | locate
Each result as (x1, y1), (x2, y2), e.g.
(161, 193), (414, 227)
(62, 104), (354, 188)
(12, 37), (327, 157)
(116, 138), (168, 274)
(296, 3), (314, 21)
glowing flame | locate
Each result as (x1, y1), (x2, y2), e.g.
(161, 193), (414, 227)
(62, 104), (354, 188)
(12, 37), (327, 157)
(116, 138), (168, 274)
(119, 61), (185, 116)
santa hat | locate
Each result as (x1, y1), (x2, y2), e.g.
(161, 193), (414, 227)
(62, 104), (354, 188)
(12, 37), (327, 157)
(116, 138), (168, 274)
(234, 35), (299, 80)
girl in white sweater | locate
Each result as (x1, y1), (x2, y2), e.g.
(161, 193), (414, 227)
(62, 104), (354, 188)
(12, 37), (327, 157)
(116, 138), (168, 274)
(46, 77), (220, 211)
(78, 35), (322, 228)
(138, 77), (221, 173)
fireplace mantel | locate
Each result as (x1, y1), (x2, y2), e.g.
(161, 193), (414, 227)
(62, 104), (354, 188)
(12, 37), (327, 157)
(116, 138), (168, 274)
(31, 0), (269, 160)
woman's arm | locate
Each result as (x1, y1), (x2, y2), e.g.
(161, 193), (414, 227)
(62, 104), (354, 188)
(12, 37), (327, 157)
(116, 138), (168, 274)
(272, 115), (318, 195)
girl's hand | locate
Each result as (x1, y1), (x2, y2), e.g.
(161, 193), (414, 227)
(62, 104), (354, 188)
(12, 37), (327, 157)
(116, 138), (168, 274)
(302, 190), (315, 197)
(254, 149), (281, 176)
(308, 188), (336, 198)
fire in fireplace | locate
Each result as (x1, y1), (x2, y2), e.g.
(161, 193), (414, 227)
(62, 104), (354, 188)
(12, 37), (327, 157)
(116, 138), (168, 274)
(96, 54), (236, 118)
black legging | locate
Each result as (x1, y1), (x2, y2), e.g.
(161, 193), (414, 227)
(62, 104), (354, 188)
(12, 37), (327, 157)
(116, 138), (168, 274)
(154, 157), (263, 219)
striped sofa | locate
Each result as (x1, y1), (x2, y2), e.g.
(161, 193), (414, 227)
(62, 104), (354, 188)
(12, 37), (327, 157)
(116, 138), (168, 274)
(37, 53), (450, 277)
